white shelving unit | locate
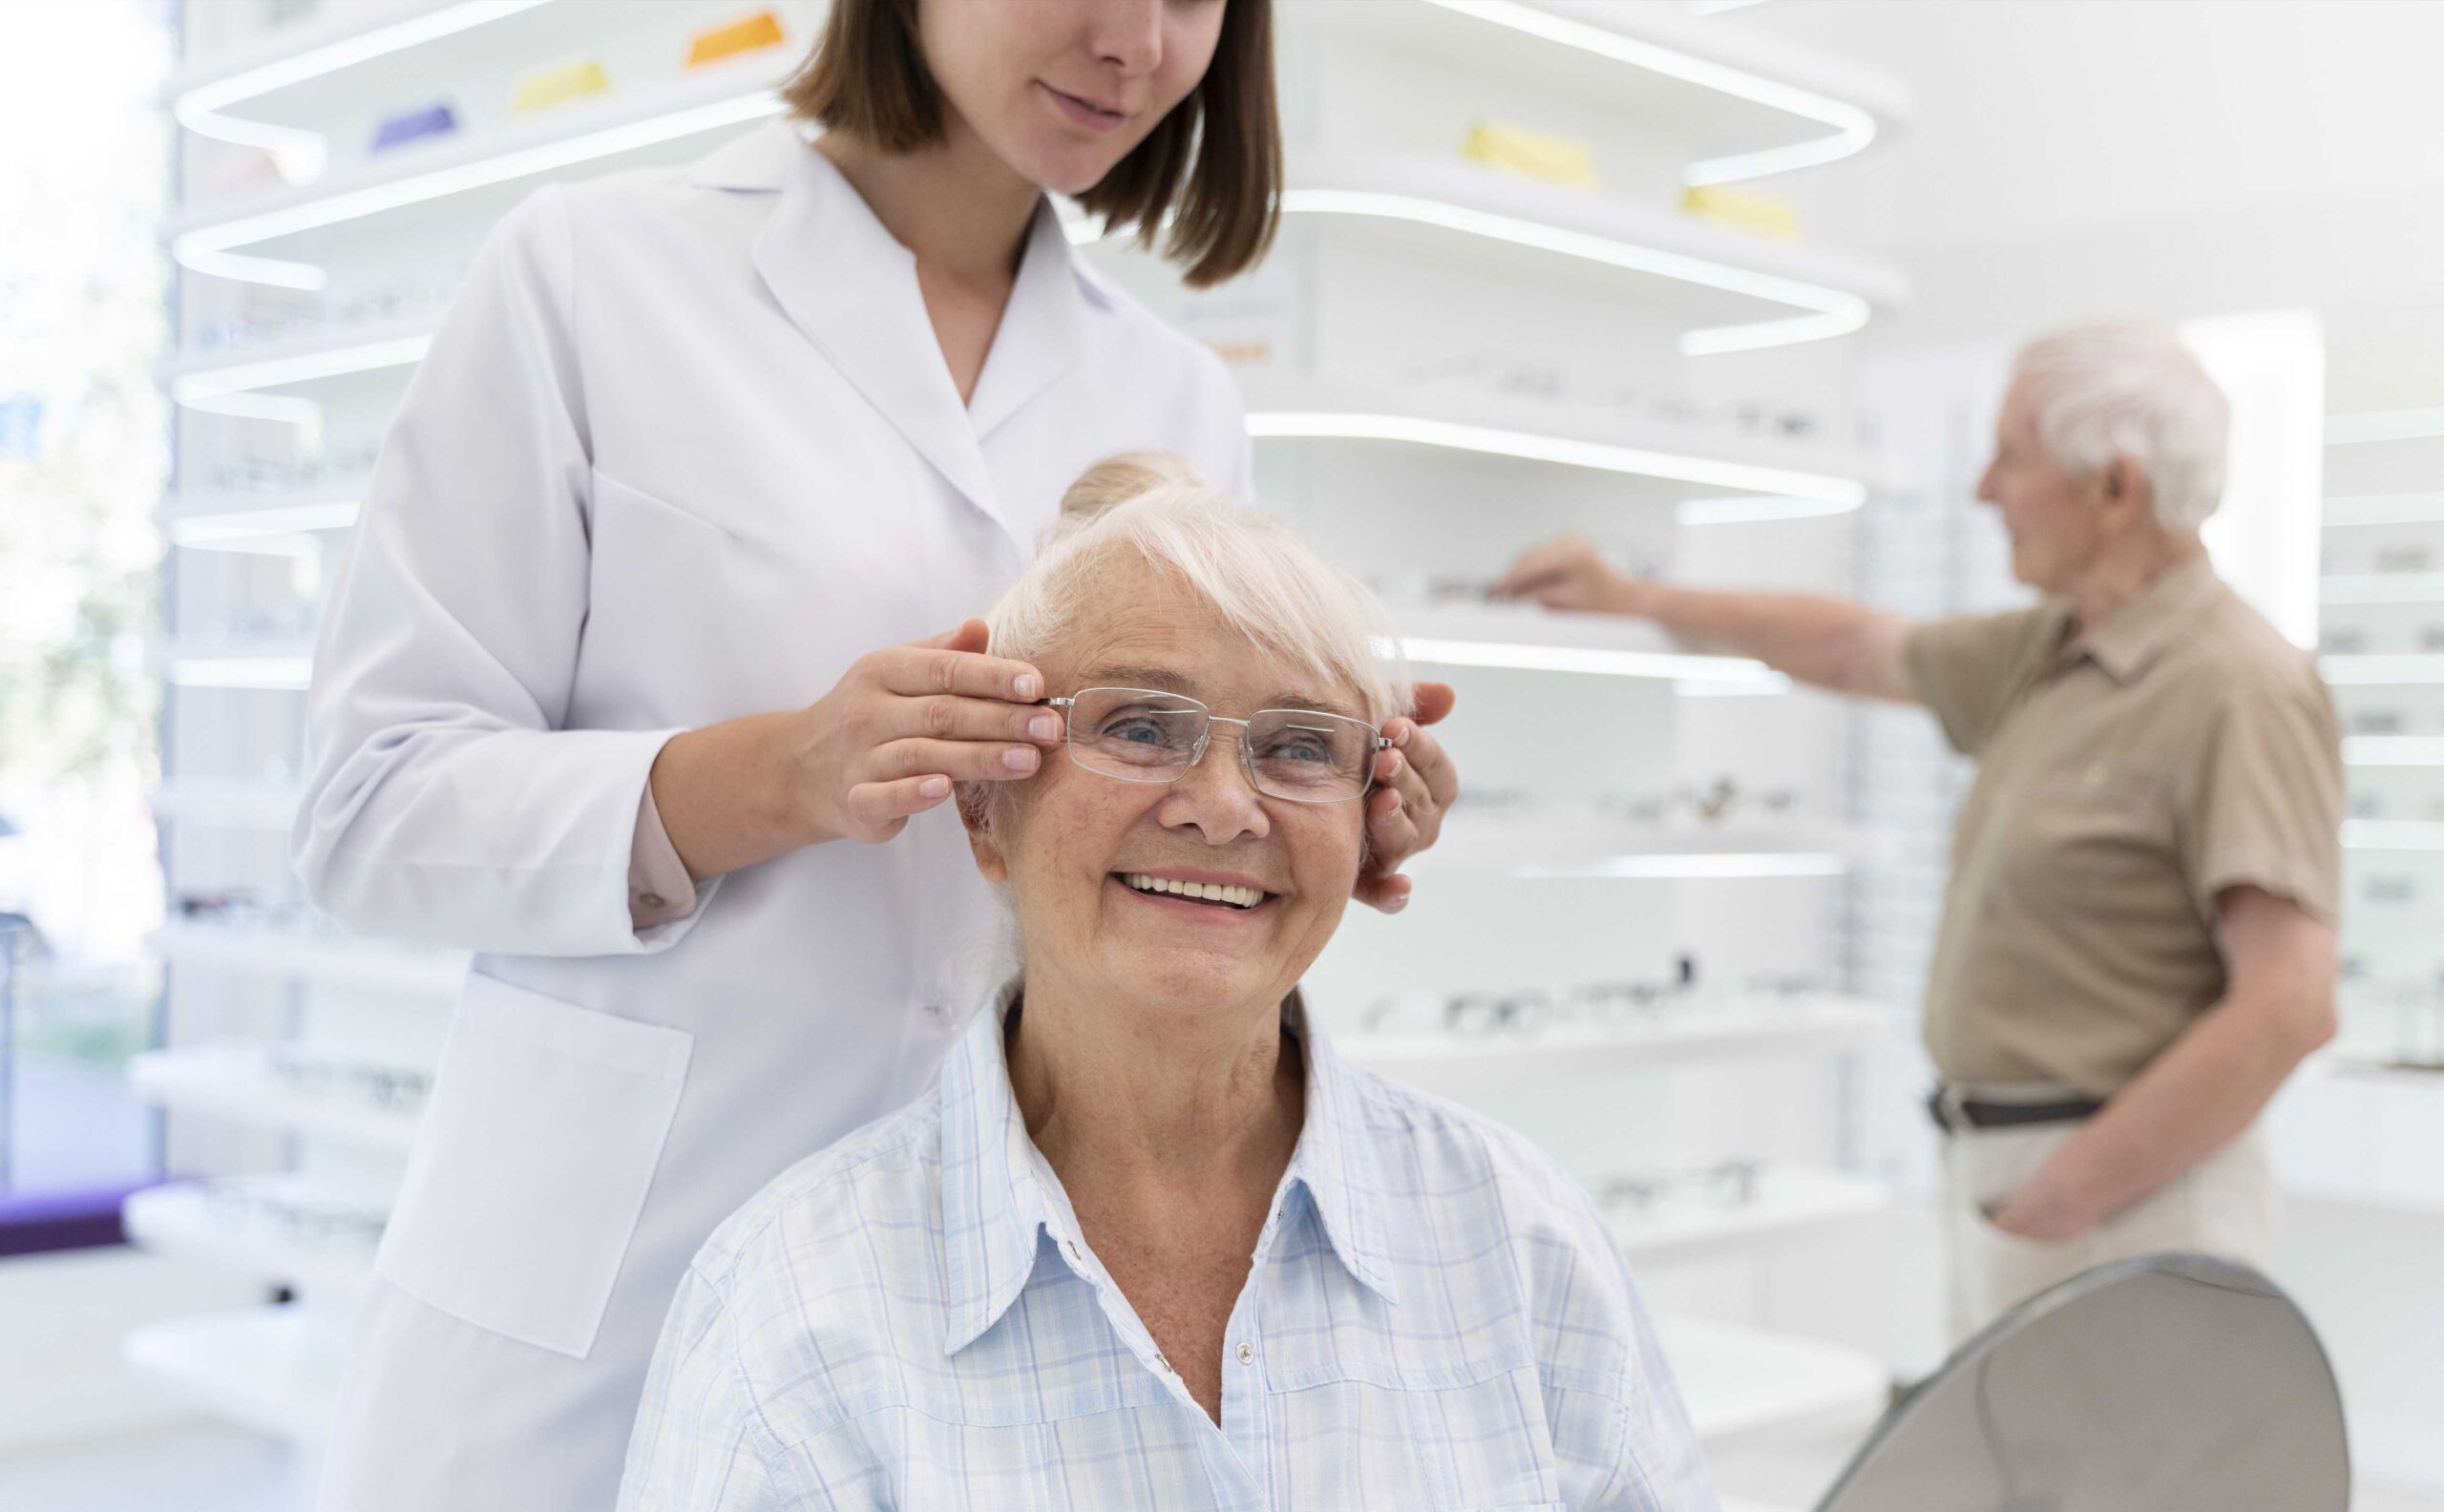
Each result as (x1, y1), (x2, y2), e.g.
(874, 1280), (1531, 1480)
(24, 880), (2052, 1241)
(122, 1175), (383, 1300)
(1659, 1315), (1890, 1443)
(128, 1045), (424, 1154)
(146, 0), (1917, 1481)
(123, 1305), (345, 1443)
(147, 0), (821, 1453)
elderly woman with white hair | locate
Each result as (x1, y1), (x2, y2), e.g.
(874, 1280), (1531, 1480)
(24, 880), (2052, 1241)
(619, 454), (1713, 1509)
(1496, 319), (2343, 1340)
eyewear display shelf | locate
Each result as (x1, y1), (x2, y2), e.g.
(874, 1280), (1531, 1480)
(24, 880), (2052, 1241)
(1085, 0), (1914, 1475)
(2272, 408), (2444, 1221)
(145, 0), (1910, 1471)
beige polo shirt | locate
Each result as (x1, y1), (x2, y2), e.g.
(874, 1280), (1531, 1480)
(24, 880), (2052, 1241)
(1905, 554), (2343, 1098)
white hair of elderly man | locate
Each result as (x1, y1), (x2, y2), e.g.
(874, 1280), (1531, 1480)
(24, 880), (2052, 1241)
(2012, 320), (2232, 533)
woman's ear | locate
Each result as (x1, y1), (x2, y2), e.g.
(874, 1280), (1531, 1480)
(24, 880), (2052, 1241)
(956, 783), (1009, 884)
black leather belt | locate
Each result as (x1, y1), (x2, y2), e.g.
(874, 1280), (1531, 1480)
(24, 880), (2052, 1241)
(1927, 1086), (2105, 1132)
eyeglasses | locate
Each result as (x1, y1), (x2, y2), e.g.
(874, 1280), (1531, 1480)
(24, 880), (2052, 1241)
(1039, 686), (1389, 805)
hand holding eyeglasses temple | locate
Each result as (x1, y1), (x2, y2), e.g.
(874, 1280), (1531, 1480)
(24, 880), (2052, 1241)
(772, 618), (1070, 847)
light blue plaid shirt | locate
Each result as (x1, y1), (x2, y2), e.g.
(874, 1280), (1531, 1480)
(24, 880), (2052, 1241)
(619, 989), (1714, 1510)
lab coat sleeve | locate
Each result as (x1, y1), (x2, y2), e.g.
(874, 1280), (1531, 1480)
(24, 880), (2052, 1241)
(617, 1268), (803, 1512)
(291, 184), (716, 956)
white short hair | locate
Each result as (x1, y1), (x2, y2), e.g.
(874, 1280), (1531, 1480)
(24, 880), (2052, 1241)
(986, 452), (1410, 725)
(2012, 321), (2231, 532)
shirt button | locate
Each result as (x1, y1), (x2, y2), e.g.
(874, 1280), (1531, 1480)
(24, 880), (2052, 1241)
(638, 892), (665, 910)
(1236, 1342), (1254, 1366)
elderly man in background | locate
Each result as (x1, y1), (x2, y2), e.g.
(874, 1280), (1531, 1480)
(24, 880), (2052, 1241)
(1496, 321), (2343, 1338)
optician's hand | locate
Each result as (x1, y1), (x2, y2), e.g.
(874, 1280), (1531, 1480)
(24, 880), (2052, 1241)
(1492, 534), (1656, 618)
(789, 619), (1065, 845)
(1355, 682), (1459, 914)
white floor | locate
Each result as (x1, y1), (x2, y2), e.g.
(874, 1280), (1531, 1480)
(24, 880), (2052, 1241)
(4, 1419), (2440, 1512)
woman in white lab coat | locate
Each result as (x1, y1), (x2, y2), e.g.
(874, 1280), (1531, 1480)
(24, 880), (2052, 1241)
(290, 2), (1458, 1505)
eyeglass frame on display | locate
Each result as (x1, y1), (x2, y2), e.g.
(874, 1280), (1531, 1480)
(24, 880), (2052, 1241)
(1036, 686), (1390, 806)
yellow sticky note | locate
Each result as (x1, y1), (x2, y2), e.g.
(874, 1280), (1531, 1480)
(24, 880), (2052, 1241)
(687, 11), (788, 68)
(1460, 119), (1598, 192)
(1681, 184), (1801, 242)
(511, 58), (611, 115)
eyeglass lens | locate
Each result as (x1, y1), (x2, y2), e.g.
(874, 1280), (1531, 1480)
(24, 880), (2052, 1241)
(1064, 687), (1376, 803)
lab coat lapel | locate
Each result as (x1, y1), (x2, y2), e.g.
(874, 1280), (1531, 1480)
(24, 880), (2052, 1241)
(964, 202), (1090, 441)
(752, 140), (1001, 522)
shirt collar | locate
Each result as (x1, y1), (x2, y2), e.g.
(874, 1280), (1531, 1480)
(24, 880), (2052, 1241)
(938, 983), (1401, 1356)
(2068, 552), (2223, 683)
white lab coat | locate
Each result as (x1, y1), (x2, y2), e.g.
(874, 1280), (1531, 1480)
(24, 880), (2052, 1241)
(292, 120), (1251, 1509)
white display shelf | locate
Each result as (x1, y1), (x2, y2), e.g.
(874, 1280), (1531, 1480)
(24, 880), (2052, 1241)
(1303, 0), (1911, 186)
(1340, 995), (1893, 1077)
(2327, 493), (2444, 529)
(1609, 1166), (1891, 1265)
(2344, 819), (2444, 852)
(2321, 653), (2444, 686)
(150, 780), (306, 829)
(1245, 375), (1879, 509)
(166, 0), (547, 112)
(156, 919), (469, 996)
(168, 48), (792, 286)
(1658, 1314), (1889, 1443)
(2322, 572), (2444, 606)
(123, 1176), (381, 1299)
(1413, 813), (1884, 876)
(2272, 1054), (2444, 1216)
(164, 475), (369, 547)
(1390, 601), (1785, 683)
(1281, 153), (1909, 355)
(129, 1044), (425, 1154)
(123, 1305), (342, 1444)
(163, 313), (432, 407)
(161, 639), (317, 689)
(2347, 737), (2444, 767)
(2327, 409), (2444, 447)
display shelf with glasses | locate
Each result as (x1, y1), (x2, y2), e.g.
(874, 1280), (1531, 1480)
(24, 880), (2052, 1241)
(128, 1043), (427, 1154)
(142, 0), (1924, 1467)
(1071, 0), (1923, 1441)
(1601, 1162), (1892, 1265)
(122, 1174), (387, 1300)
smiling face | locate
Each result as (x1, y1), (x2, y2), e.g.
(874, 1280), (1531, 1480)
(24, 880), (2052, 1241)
(915, 0), (1226, 197)
(965, 557), (1371, 1026)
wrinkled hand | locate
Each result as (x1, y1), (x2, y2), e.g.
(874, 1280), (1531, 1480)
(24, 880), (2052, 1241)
(1354, 682), (1459, 914)
(787, 619), (1064, 845)
(1492, 534), (1653, 617)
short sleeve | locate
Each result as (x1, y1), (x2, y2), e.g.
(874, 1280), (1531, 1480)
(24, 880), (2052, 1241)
(2182, 678), (2345, 925)
(1905, 604), (2062, 756)
(617, 1268), (797, 1511)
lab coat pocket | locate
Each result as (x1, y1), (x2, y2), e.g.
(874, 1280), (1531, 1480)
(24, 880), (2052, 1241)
(374, 972), (693, 1359)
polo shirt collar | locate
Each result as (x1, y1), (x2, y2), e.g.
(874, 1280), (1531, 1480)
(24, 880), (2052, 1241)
(2071, 552), (2223, 683)
(938, 983), (1400, 1356)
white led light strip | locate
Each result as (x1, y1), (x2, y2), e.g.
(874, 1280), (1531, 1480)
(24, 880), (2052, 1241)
(1249, 410), (1865, 505)
(169, 657), (316, 690)
(1398, 636), (1783, 683)
(175, 92), (787, 290)
(1521, 852), (1850, 879)
(171, 501), (364, 545)
(174, 2), (555, 182)
(1275, 188), (1870, 355)
(1419, 0), (1879, 185)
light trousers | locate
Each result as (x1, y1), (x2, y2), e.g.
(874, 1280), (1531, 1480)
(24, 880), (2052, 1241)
(1942, 1108), (2275, 1342)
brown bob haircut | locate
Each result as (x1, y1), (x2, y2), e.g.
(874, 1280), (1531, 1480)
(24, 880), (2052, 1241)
(780, 0), (1279, 288)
